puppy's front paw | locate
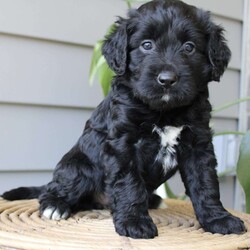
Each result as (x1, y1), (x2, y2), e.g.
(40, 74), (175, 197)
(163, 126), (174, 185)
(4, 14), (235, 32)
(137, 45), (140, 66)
(203, 214), (246, 234)
(115, 215), (158, 239)
(42, 205), (71, 220)
(39, 194), (71, 220)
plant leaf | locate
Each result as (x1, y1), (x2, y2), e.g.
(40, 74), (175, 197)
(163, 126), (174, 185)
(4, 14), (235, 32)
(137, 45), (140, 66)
(214, 131), (245, 136)
(89, 23), (116, 90)
(236, 130), (250, 213)
(97, 58), (115, 96)
(164, 182), (177, 199)
(212, 96), (250, 114)
(89, 40), (103, 85)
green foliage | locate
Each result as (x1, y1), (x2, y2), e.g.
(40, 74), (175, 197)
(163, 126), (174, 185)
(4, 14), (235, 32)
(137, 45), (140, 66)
(89, 25), (116, 96)
(212, 97), (250, 114)
(237, 131), (250, 213)
(164, 182), (178, 199)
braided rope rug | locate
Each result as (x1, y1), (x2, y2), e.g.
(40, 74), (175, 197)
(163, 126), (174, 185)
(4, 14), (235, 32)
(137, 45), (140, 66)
(0, 198), (249, 250)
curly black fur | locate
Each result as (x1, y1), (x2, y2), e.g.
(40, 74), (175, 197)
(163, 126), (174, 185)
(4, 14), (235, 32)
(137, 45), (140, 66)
(2, 0), (246, 239)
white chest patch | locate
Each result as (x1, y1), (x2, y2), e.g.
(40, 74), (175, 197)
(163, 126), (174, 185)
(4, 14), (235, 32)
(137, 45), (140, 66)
(153, 125), (183, 173)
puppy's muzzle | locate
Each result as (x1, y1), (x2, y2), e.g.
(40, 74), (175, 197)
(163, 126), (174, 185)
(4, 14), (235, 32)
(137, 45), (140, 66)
(157, 71), (177, 87)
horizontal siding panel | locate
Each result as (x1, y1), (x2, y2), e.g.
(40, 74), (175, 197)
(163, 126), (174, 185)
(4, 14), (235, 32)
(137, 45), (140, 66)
(0, 171), (52, 195)
(211, 118), (238, 132)
(213, 16), (242, 70)
(209, 69), (240, 119)
(0, 0), (127, 46)
(0, 0), (243, 46)
(0, 34), (103, 108)
(184, 0), (243, 21)
(0, 104), (93, 171)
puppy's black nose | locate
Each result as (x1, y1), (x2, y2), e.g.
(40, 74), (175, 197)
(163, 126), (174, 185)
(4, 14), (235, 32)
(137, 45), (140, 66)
(157, 72), (177, 86)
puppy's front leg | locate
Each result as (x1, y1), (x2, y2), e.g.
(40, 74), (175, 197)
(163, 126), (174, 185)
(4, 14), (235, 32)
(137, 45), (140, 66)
(179, 131), (246, 234)
(102, 138), (158, 239)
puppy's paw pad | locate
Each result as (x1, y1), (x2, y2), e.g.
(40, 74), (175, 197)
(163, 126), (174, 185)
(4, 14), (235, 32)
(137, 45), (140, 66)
(204, 214), (246, 234)
(115, 216), (158, 239)
(42, 206), (70, 220)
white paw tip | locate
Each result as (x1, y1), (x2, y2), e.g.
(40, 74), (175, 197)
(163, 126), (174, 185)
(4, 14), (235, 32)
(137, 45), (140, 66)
(51, 209), (62, 220)
(42, 207), (55, 219)
(42, 207), (68, 220)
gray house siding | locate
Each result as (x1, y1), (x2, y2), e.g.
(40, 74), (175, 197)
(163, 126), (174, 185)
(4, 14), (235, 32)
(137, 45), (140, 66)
(0, 0), (245, 209)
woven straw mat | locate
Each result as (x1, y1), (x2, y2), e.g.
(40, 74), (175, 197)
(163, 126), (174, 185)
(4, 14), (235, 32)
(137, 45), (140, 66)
(0, 198), (249, 250)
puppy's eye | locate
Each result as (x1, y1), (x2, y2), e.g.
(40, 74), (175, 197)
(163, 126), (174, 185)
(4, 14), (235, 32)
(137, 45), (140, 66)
(183, 42), (195, 54)
(140, 40), (155, 52)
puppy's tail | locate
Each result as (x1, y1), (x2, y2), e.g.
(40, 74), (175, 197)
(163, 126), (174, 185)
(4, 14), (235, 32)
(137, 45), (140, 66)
(1, 185), (46, 200)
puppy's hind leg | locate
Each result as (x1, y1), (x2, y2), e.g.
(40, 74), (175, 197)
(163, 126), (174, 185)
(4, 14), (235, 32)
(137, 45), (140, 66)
(39, 146), (102, 220)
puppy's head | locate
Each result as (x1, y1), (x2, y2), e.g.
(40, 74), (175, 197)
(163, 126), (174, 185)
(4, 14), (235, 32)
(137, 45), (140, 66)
(102, 0), (231, 110)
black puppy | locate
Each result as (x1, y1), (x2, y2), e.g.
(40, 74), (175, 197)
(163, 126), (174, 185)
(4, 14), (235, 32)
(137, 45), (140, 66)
(2, 0), (246, 239)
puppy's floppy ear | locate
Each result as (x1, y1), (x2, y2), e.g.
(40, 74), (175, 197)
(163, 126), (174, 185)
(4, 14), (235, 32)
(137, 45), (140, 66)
(102, 19), (128, 75)
(207, 25), (231, 82)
